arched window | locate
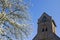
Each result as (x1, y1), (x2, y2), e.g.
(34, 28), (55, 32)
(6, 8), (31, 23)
(42, 28), (44, 32)
(45, 27), (47, 31)
(42, 16), (47, 22)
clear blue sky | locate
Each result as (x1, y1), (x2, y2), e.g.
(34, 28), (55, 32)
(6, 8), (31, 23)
(27, 0), (60, 40)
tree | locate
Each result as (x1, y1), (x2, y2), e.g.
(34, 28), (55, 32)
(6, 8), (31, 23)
(0, 0), (32, 40)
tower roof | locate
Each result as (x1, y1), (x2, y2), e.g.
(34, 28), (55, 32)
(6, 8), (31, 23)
(38, 12), (56, 27)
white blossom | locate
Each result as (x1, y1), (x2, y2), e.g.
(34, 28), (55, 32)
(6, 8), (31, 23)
(0, 0), (32, 40)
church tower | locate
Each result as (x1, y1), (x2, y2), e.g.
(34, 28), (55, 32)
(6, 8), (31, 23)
(33, 12), (60, 40)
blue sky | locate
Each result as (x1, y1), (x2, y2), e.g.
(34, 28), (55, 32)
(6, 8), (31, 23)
(28, 0), (60, 40)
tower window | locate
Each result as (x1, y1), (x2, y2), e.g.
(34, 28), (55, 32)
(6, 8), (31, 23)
(45, 28), (47, 31)
(42, 28), (44, 32)
(42, 16), (47, 22)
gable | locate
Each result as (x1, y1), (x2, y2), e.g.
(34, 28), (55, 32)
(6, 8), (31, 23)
(38, 12), (51, 23)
